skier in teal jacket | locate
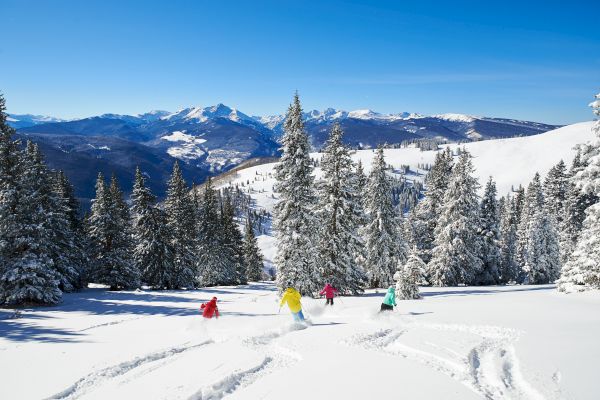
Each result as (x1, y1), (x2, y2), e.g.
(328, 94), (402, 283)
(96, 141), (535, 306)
(380, 286), (396, 312)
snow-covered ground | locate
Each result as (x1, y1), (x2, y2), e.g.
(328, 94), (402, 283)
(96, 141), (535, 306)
(217, 121), (596, 214)
(1, 283), (599, 399)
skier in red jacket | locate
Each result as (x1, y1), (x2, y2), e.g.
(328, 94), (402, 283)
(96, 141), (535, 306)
(201, 297), (219, 319)
(319, 283), (338, 306)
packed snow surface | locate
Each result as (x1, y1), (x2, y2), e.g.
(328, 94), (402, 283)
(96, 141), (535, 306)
(1, 283), (599, 399)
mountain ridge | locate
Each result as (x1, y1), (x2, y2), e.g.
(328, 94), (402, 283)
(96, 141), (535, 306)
(8, 104), (561, 207)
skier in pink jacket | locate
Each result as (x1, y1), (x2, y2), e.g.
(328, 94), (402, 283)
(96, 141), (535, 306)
(319, 283), (338, 306)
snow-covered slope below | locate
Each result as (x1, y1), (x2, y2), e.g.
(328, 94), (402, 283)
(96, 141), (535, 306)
(218, 121), (595, 211)
(1, 283), (598, 399)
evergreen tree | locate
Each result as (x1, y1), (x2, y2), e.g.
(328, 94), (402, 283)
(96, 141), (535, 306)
(0, 93), (22, 287)
(561, 150), (598, 264)
(243, 216), (264, 282)
(221, 192), (246, 284)
(0, 107), (61, 304)
(52, 170), (87, 290)
(355, 159), (368, 196)
(558, 93), (600, 291)
(364, 147), (404, 288)
(394, 249), (425, 300)
(131, 167), (176, 289)
(197, 177), (231, 286)
(315, 123), (367, 294)
(544, 160), (569, 224)
(522, 211), (561, 284)
(87, 173), (139, 290)
(543, 160), (571, 264)
(513, 185), (526, 226)
(407, 148), (453, 264)
(163, 162), (196, 288)
(476, 177), (501, 285)
(516, 173), (544, 279)
(26, 146), (82, 294)
(273, 93), (319, 295)
(499, 195), (519, 283)
(517, 172), (562, 284)
(428, 150), (482, 286)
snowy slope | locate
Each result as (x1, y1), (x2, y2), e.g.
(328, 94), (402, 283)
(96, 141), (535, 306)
(217, 121), (596, 212)
(1, 283), (599, 399)
(213, 121), (595, 268)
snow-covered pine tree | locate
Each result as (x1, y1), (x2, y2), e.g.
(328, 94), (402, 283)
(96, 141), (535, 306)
(499, 195), (520, 283)
(163, 162), (197, 288)
(516, 172), (562, 284)
(544, 160), (569, 224)
(221, 192), (246, 285)
(394, 249), (425, 300)
(513, 185), (525, 226)
(476, 177), (501, 285)
(25, 144), (82, 294)
(558, 93), (600, 291)
(0, 107), (62, 305)
(428, 149), (482, 286)
(407, 147), (453, 264)
(87, 173), (139, 290)
(197, 177), (230, 286)
(516, 173), (544, 280)
(131, 167), (176, 289)
(543, 160), (572, 264)
(364, 146), (404, 288)
(315, 123), (367, 294)
(352, 159), (369, 271)
(561, 150), (599, 264)
(355, 159), (368, 196)
(273, 93), (319, 295)
(53, 171), (89, 289)
(522, 210), (561, 284)
(0, 93), (22, 290)
(243, 215), (264, 282)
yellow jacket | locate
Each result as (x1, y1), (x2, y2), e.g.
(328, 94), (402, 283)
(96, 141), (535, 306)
(280, 288), (302, 313)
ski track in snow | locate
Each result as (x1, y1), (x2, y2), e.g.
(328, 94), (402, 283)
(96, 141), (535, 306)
(344, 323), (549, 400)
(77, 317), (142, 332)
(46, 340), (213, 400)
(188, 356), (275, 400)
(188, 322), (306, 399)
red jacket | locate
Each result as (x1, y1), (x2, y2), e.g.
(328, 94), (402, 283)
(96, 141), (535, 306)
(319, 284), (338, 299)
(201, 298), (219, 318)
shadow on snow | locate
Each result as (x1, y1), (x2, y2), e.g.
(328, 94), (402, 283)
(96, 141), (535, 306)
(0, 282), (278, 344)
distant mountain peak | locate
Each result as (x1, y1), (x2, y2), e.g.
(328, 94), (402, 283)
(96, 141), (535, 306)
(433, 113), (477, 123)
(163, 104), (254, 125)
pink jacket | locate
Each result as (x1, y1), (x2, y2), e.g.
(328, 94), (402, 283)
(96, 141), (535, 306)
(319, 284), (338, 299)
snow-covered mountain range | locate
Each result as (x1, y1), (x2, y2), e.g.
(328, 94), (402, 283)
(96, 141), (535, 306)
(8, 104), (560, 204)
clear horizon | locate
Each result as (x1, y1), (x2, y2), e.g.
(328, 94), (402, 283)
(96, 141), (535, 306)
(1, 0), (599, 125)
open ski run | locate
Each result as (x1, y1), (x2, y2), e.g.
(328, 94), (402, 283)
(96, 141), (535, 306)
(2, 283), (599, 400)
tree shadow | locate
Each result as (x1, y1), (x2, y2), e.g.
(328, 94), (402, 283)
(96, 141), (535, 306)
(237, 282), (278, 292)
(0, 284), (281, 344)
(0, 312), (86, 343)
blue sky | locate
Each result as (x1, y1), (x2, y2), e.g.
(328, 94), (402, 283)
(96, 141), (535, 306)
(0, 0), (598, 124)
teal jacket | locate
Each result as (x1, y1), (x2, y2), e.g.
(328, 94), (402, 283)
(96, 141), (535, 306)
(382, 287), (396, 306)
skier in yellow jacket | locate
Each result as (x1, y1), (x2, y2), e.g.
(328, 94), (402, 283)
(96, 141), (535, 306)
(279, 284), (305, 321)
